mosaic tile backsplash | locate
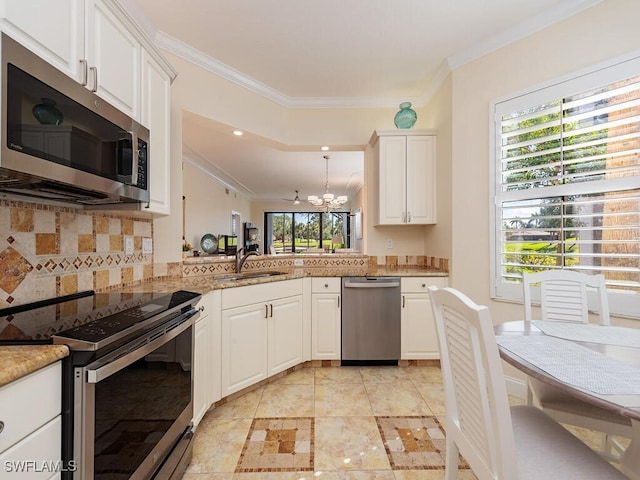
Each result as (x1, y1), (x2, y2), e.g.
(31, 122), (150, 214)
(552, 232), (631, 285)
(0, 200), (154, 307)
(0, 199), (449, 308)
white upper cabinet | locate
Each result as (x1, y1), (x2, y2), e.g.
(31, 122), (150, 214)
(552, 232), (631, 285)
(0, 0), (85, 81)
(84, 0), (141, 119)
(0, 0), (175, 123)
(141, 50), (171, 214)
(370, 130), (437, 225)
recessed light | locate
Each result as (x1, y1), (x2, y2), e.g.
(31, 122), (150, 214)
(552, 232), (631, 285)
(233, 130), (243, 136)
(321, 146), (329, 151)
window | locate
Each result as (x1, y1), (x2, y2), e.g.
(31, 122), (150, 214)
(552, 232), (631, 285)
(265, 211), (350, 253)
(490, 54), (640, 318)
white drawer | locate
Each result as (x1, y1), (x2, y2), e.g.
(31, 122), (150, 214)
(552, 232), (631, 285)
(0, 416), (61, 479)
(0, 362), (61, 453)
(312, 277), (341, 293)
(401, 276), (448, 293)
(194, 292), (212, 322)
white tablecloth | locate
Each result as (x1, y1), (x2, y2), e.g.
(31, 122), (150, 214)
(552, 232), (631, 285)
(496, 334), (640, 395)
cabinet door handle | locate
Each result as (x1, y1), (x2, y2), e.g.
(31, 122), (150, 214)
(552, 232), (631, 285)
(270, 304), (274, 317)
(265, 304), (269, 318)
(337, 296), (340, 308)
(90, 66), (98, 92)
(0, 420), (4, 434)
(408, 211), (412, 223)
(402, 295), (405, 308)
(79, 59), (88, 86)
(402, 211), (406, 223)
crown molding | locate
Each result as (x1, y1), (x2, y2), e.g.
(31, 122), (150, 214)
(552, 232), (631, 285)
(104, 0), (177, 80)
(155, 31), (292, 107)
(447, 0), (604, 69)
(155, 31), (431, 109)
(131, 0), (603, 109)
(182, 147), (255, 197)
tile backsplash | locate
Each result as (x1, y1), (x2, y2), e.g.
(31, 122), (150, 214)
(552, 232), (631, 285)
(0, 200), (154, 308)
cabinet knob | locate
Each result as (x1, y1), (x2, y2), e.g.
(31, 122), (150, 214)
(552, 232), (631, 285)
(199, 306), (205, 312)
(0, 420), (4, 434)
(421, 283), (426, 288)
(324, 283), (329, 288)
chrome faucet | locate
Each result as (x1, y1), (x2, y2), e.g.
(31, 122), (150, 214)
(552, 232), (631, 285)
(236, 247), (260, 273)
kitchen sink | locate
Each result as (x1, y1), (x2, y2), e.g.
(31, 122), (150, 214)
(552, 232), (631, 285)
(214, 271), (287, 282)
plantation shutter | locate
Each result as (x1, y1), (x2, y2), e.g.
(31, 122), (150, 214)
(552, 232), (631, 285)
(492, 57), (640, 317)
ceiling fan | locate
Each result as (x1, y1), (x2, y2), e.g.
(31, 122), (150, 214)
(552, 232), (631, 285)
(282, 190), (301, 204)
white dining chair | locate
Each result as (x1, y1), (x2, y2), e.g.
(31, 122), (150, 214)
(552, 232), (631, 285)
(522, 270), (632, 459)
(522, 270), (610, 324)
(428, 286), (626, 480)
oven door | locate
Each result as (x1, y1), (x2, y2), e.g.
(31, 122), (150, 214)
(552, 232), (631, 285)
(73, 312), (196, 480)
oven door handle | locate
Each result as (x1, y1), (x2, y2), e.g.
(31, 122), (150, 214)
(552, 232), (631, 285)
(86, 308), (198, 384)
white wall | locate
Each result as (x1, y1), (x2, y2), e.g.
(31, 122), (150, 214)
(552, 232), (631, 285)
(450, 0), (640, 330)
(182, 160), (252, 251)
(422, 75), (452, 261)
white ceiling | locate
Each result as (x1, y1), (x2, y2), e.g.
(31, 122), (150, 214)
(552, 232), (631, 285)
(124, 0), (602, 204)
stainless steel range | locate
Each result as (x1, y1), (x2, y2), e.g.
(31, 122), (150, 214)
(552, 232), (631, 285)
(0, 289), (202, 480)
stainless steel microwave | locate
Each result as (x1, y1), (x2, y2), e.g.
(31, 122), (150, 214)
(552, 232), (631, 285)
(0, 34), (149, 206)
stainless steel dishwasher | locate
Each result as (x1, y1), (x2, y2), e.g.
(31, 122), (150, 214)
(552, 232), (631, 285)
(341, 276), (401, 365)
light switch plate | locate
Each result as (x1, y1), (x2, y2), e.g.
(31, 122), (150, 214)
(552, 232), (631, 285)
(124, 236), (134, 255)
(142, 237), (153, 254)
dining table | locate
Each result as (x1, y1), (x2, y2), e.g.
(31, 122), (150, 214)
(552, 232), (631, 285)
(495, 320), (640, 480)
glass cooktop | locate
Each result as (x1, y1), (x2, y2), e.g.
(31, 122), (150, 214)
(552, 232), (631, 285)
(0, 290), (200, 345)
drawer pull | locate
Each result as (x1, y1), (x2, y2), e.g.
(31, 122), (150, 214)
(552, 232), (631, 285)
(422, 283), (426, 288)
(0, 420), (4, 434)
(325, 283), (329, 288)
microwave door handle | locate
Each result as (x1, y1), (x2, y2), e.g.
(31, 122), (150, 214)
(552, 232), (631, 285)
(130, 131), (139, 186)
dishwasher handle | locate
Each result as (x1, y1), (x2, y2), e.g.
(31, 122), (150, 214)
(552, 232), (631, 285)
(343, 280), (400, 288)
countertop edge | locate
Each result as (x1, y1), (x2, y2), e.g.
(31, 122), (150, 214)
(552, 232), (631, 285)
(0, 345), (69, 389)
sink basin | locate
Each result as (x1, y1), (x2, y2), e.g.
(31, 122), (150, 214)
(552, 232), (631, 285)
(214, 271), (286, 282)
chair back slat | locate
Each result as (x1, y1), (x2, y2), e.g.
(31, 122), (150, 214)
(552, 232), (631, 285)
(430, 287), (518, 480)
(523, 270), (610, 325)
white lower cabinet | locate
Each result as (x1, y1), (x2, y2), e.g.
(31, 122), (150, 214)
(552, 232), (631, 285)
(311, 278), (341, 360)
(268, 296), (304, 375)
(193, 290), (222, 426)
(0, 362), (61, 479)
(401, 277), (448, 360)
(221, 279), (303, 397)
(193, 292), (212, 426)
(221, 302), (269, 396)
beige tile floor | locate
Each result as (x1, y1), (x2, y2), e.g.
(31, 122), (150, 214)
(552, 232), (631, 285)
(181, 365), (613, 480)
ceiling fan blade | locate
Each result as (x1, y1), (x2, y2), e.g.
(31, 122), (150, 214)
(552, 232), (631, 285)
(282, 190), (301, 203)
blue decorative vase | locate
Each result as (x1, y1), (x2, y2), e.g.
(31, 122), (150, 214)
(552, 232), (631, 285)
(394, 102), (417, 129)
(32, 98), (63, 125)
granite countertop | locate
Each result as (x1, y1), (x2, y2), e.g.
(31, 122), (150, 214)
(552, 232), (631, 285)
(1, 267), (447, 388)
(120, 268), (447, 294)
(0, 345), (69, 389)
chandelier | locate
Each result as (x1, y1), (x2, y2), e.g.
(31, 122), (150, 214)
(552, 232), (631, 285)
(307, 155), (348, 210)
